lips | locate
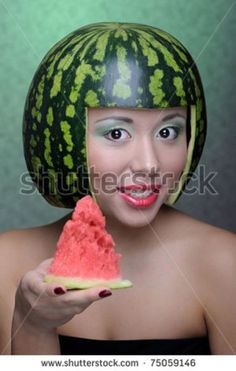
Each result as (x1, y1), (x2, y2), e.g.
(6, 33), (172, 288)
(117, 184), (161, 208)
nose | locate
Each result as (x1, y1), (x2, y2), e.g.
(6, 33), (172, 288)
(129, 137), (160, 178)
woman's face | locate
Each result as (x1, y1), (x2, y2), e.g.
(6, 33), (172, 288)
(87, 107), (188, 228)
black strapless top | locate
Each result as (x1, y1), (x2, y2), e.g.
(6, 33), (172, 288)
(59, 335), (211, 355)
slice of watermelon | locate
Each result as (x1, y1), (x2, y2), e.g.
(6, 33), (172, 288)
(44, 195), (132, 289)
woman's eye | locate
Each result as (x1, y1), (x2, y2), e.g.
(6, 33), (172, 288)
(157, 126), (179, 140)
(104, 128), (131, 141)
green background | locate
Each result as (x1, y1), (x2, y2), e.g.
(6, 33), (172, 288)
(0, 0), (235, 232)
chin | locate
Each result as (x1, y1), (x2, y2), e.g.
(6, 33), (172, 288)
(107, 201), (163, 229)
(101, 188), (165, 221)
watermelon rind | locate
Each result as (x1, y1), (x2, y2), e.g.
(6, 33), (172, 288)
(23, 22), (207, 209)
(166, 105), (197, 204)
(44, 274), (133, 289)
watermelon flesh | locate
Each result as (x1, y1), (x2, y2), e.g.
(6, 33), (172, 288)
(44, 196), (132, 289)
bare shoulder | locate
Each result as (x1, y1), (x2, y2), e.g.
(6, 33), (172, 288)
(195, 223), (236, 354)
(0, 210), (73, 270)
(0, 226), (57, 279)
(167, 205), (236, 250)
(169, 206), (236, 282)
(169, 207), (236, 354)
(0, 221), (63, 354)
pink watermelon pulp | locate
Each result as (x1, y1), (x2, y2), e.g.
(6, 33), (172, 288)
(44, 195), (132, 289)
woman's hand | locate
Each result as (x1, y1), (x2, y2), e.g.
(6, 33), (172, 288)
(13, 258), (112, 333)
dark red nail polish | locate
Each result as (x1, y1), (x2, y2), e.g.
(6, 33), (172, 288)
(99, 290), (112, 298)
(54, 287), (66, 295)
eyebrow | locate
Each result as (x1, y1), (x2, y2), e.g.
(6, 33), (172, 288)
(95, 116), (133, 124)
(162, 113), (186, 122)
(95, 113), (186, 125)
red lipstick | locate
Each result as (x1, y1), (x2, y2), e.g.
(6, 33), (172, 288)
(117, 184), (161, 208)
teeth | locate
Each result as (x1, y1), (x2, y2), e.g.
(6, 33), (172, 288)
(127, 189), (149, 193)
(126, 190), (153, 199)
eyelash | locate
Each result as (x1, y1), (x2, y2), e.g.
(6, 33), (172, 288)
(104, 128), (131, 142)
(103, 126), (181, 142)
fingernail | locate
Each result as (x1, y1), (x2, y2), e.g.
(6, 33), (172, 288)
(54, 287), (66, 295)
(99, 290), (112, 298)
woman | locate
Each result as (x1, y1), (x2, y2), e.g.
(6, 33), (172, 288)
(0, 23), (235, 355)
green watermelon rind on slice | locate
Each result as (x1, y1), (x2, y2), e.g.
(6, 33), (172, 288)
(44, 274), (133, 289)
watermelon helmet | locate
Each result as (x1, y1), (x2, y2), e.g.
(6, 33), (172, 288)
(23, 22), (207, 208)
